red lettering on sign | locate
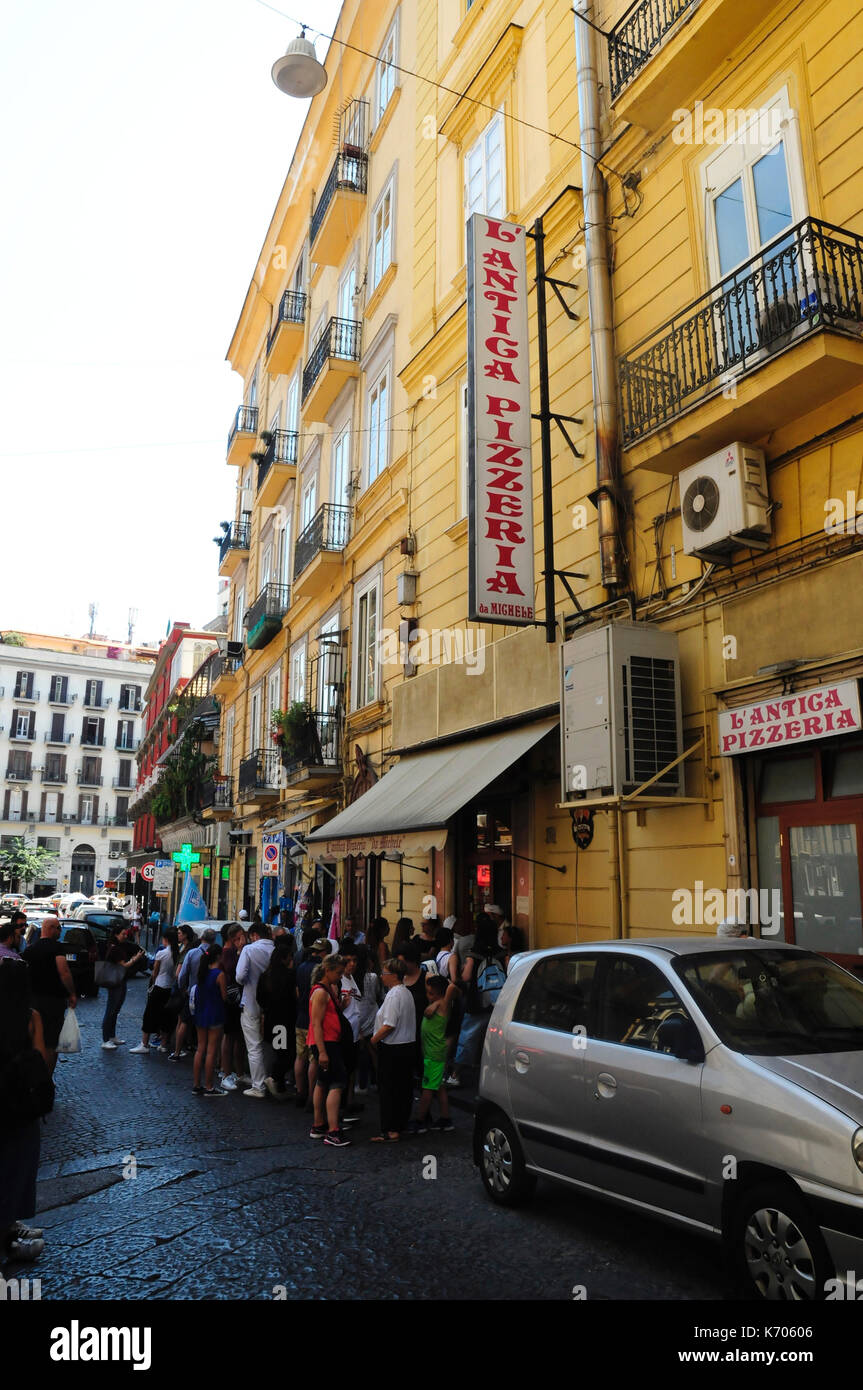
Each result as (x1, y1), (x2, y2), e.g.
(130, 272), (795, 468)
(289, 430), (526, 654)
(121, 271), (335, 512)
(485, 518), (526, 543)
(486, 467), (523, 491)
(483, 219), (518, 242)
(485, 493), (523, 516)
(487, 571), (525, 595)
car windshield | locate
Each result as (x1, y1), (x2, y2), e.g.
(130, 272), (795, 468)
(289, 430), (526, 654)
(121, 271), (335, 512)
(675, 950), (863, 1056)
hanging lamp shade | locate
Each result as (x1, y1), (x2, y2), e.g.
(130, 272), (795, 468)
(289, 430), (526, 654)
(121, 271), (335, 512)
(272, 29), (328, 98)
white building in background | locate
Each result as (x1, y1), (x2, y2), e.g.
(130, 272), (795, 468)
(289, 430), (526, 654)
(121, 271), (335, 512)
(0, 637), (156, 896)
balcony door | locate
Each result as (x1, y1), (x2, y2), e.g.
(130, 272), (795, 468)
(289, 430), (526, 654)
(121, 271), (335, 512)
(331, 427), (351, 509)
(260, 542), (272, 592)
(702, 90), (805, 363)
(249, 686), (261, 755)
(301, 475), (316, 531)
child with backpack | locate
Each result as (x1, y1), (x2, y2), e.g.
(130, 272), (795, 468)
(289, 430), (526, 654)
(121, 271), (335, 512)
(446, 913), (507, 1089)
(409, 974), (458, 1132)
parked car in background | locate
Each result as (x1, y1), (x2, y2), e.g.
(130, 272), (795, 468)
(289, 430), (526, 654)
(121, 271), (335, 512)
(58, 923), (98, 997)
(0, 894), (27, 914)
(474, 938), (863, 1302)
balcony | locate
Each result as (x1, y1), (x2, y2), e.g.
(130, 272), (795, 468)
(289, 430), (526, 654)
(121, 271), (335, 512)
(115, 737), (140, 753)
(606, 0), (780, 129)
(245, 583), (290, 651)
(12, 688), (38, 702)
(48, 690), (75, 706)
(44, 732), (73, 745)
(266, 290), (307, 376)
(5, 767), (32, 783)
(257, 429), (299, 507)
(10, 731), (34, 743)
(41, 769), (68, 784)
(281, 711), (341, 791)
(310, 149), (368, 266)
(82, 698), (109, 711)
(118, 698), (142, 713)
(217, 520), (251, 578)
(238, 748), (282, 804)
(77, 771), (103, 787)
(226, 404), (259, 466)
(199, 777), (233, 819)
(112, 777), (134, 789)
(80, 735), (106, 749)
(211, 653), (242, 696)
(619, 218), (863, 474)
(301, 318), (361, 422)
(293, 504), (351, 597)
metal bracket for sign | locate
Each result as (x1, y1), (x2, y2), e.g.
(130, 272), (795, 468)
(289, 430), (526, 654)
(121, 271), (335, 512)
(544, 277), (581, 322)
(545, 569), (589, 615)
(502, 848), (567, 876)
(531, 411), (584, 462)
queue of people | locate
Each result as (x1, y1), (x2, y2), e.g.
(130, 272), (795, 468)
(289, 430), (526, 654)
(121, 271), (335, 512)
(101, 904), (525, 1145)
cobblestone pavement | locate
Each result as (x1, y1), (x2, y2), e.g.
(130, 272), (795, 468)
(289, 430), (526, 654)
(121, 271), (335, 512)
(20, 982), (726, 1301)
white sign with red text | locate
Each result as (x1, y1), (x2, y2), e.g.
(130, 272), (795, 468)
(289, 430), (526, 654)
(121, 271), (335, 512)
(719, 681), (861, 755)
(467, 214), (535, 626)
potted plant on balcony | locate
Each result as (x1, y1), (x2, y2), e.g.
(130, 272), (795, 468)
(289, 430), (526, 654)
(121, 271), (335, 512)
(271, 702), (320, 769)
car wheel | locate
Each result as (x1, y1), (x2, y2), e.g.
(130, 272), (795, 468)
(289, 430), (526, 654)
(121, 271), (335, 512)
(478, 1112), (536, 1208)
(730, 1182), (833, 1301)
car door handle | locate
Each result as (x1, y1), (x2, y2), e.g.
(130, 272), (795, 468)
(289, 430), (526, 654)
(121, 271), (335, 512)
(593, 1072), (617, 1099)
(513, 1050), (531, 1073)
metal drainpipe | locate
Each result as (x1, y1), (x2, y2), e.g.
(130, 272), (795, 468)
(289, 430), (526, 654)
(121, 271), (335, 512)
(574, 2), (624, 591)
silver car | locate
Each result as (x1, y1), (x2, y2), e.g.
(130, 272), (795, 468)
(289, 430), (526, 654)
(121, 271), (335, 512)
(474, 938), (863, 1300)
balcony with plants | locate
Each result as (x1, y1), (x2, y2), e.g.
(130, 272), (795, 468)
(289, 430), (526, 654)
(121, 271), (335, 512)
(255, 428), (299, 507)
(226, 403), (259, 465)
(618, 217), (863, 473)
(216, 519), (252, 578)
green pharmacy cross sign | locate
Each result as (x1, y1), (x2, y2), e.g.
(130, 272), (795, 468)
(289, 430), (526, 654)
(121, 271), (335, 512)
(171, 843), (201, 874)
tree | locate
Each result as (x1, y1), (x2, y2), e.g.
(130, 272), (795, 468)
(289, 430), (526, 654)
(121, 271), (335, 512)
(0, 837), (57, 890)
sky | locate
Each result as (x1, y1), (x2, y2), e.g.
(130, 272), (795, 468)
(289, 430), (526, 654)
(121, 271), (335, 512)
(0, 0), (343, 648)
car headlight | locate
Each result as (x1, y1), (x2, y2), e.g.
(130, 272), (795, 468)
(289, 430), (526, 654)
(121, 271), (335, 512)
(853, 1128), (863, 1174)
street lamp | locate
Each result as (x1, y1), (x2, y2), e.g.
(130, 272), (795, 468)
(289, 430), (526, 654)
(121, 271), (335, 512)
(271, 28), (328, 98)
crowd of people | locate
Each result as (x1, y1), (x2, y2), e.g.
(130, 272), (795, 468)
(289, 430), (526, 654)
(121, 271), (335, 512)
(110, 903), (525, 1146)
(0, 901), (525, 1273)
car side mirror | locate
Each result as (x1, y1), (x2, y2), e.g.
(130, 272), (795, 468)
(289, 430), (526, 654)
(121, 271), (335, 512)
(656, 1015), (704, 1064)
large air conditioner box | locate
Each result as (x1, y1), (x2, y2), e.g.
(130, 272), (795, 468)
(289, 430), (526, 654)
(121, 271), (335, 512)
(679, 443), (770, 562)
(560, 622), (684, 800)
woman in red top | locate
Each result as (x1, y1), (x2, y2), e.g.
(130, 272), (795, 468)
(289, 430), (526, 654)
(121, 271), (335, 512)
(307, 954), (351, 1147)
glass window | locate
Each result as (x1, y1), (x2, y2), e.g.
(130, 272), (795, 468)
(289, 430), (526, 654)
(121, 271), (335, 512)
(367, 371), (389, 485)
(355, 580), (380, 708)
(789, 822), (862, 956)
(597, 956), (690, 1049)
(752, 143), (793, 247)
(464, 112), (505, 224)
(376, 15), (398, 121)
(371, 184), (393, 289)
(828, 747), (863, 798)
(513, 956), (597, 1034)
(758, 755), (816, 803)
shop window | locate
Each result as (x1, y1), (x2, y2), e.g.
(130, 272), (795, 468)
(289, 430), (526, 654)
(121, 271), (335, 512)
(758, 755), (816, 803)
(789, 823), (863, 956)
(828, 747), (863, 798)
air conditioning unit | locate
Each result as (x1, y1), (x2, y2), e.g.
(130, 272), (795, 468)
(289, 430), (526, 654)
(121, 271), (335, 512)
(679, 443), (770, 563)
(7, 774), (18, 782)
(755, 272), (862, 361)
(560, 622), (684, 800)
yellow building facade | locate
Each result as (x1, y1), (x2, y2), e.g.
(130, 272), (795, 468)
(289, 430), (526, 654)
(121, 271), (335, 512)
(212, 0), (863, 968)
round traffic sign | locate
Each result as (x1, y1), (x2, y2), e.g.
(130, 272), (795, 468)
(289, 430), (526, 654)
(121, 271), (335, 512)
(96, 879), (105, 889)
(141, 862), (156, 882)
(263, 844), (279, 863)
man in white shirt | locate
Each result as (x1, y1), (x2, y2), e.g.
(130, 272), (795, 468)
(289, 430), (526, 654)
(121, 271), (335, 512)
(235, 922), (274, 1098)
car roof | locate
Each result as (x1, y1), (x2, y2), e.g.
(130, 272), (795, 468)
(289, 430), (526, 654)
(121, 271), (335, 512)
(510, 937), (807, 968)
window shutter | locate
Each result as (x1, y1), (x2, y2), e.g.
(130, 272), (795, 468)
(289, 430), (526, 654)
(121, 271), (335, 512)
(58, 792), (64, 817)
(28, 710), (36, 739)
(98, 718), (105, 744)
(40, 792), (47, 818)
(93, 796), (100, 822)
(2, 791), (8, 819)
(21, 791), (28, 818)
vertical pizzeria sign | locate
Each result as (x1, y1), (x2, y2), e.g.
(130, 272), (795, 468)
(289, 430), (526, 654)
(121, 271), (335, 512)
(467, 214), (535, 626)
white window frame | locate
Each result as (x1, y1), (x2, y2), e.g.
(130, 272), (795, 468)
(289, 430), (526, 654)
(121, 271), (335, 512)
(233, 583), (245, 643)
(248, 684), (262, 754)
(375, 12), (399, 125)
(301, 473), (317, 531)
(366, 366), (390, 488)
(266, 664), (282, 733)
(290, 637), (307, 705)
(286, 371), (301, 435)
(331, 425), (352, 508)
(222, 707), (234, 778)
(338, 264), (357, 323)
(248, 368), (258, 409)
(279, 518), (292, 586)
(464, 110), (505, 226)
(370, 178), (395, 291)
(352, 566), (383, 710)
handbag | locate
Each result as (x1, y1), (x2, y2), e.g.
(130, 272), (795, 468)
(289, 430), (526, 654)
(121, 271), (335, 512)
(95, 959), (125, 988)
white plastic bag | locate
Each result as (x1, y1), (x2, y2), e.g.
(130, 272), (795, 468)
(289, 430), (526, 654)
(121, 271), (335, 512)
(57, 1007), (81, 1054)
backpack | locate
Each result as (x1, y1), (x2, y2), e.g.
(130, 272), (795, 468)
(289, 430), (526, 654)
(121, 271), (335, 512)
(0, 1047), (55, 1131)
(472, 953), (507, 1013)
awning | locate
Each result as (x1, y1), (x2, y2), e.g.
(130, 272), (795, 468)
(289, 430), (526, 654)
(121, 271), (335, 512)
(307, 717), (558, 860)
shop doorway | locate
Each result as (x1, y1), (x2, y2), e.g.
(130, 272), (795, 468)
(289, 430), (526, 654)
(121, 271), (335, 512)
(753, 742), (863, 972)
(70, 845), (96, 896)
(458, 799), (513, 923)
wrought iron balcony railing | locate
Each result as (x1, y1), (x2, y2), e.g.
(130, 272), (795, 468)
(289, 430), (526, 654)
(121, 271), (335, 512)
(281, 711), (341, 777)
(211, 653), (242, 684)
(80, 735), (106, 748)
(5, 766), (32, 782)
(244, 583), (291, 647)
(218, 520), (252, 567)
(43, 732), (73, 744)
(118, 697), (143, 713)
(199, 777), (232, 811)
(607, 0), (694, 100)
(618, 217), (863, 448)
(238, 748), (282, 800)
(112, 777), (134, 789)
(310, 150), (369, 247)
(227, 404), (258, 453)
(293, 504), (351, 580)
(267, 290), (307, 355)
(302, 317), (362, 401)
(77, 771), (103, 786)
(257, 429), (299, 494)
(40, 769), (68, 784)
(115, 737), (140, 753)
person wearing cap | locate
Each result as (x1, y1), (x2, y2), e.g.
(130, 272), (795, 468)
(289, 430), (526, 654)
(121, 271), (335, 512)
(238, 909), (250, 923)
(485, 903), (510, 948)
(235, 921), (274, 1097)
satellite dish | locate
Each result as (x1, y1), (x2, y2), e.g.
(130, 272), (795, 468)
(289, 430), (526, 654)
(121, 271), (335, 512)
(272, 29), (328, 98)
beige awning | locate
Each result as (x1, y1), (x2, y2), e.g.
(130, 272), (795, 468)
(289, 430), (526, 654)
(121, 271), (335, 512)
(306, 717), (557, 860)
